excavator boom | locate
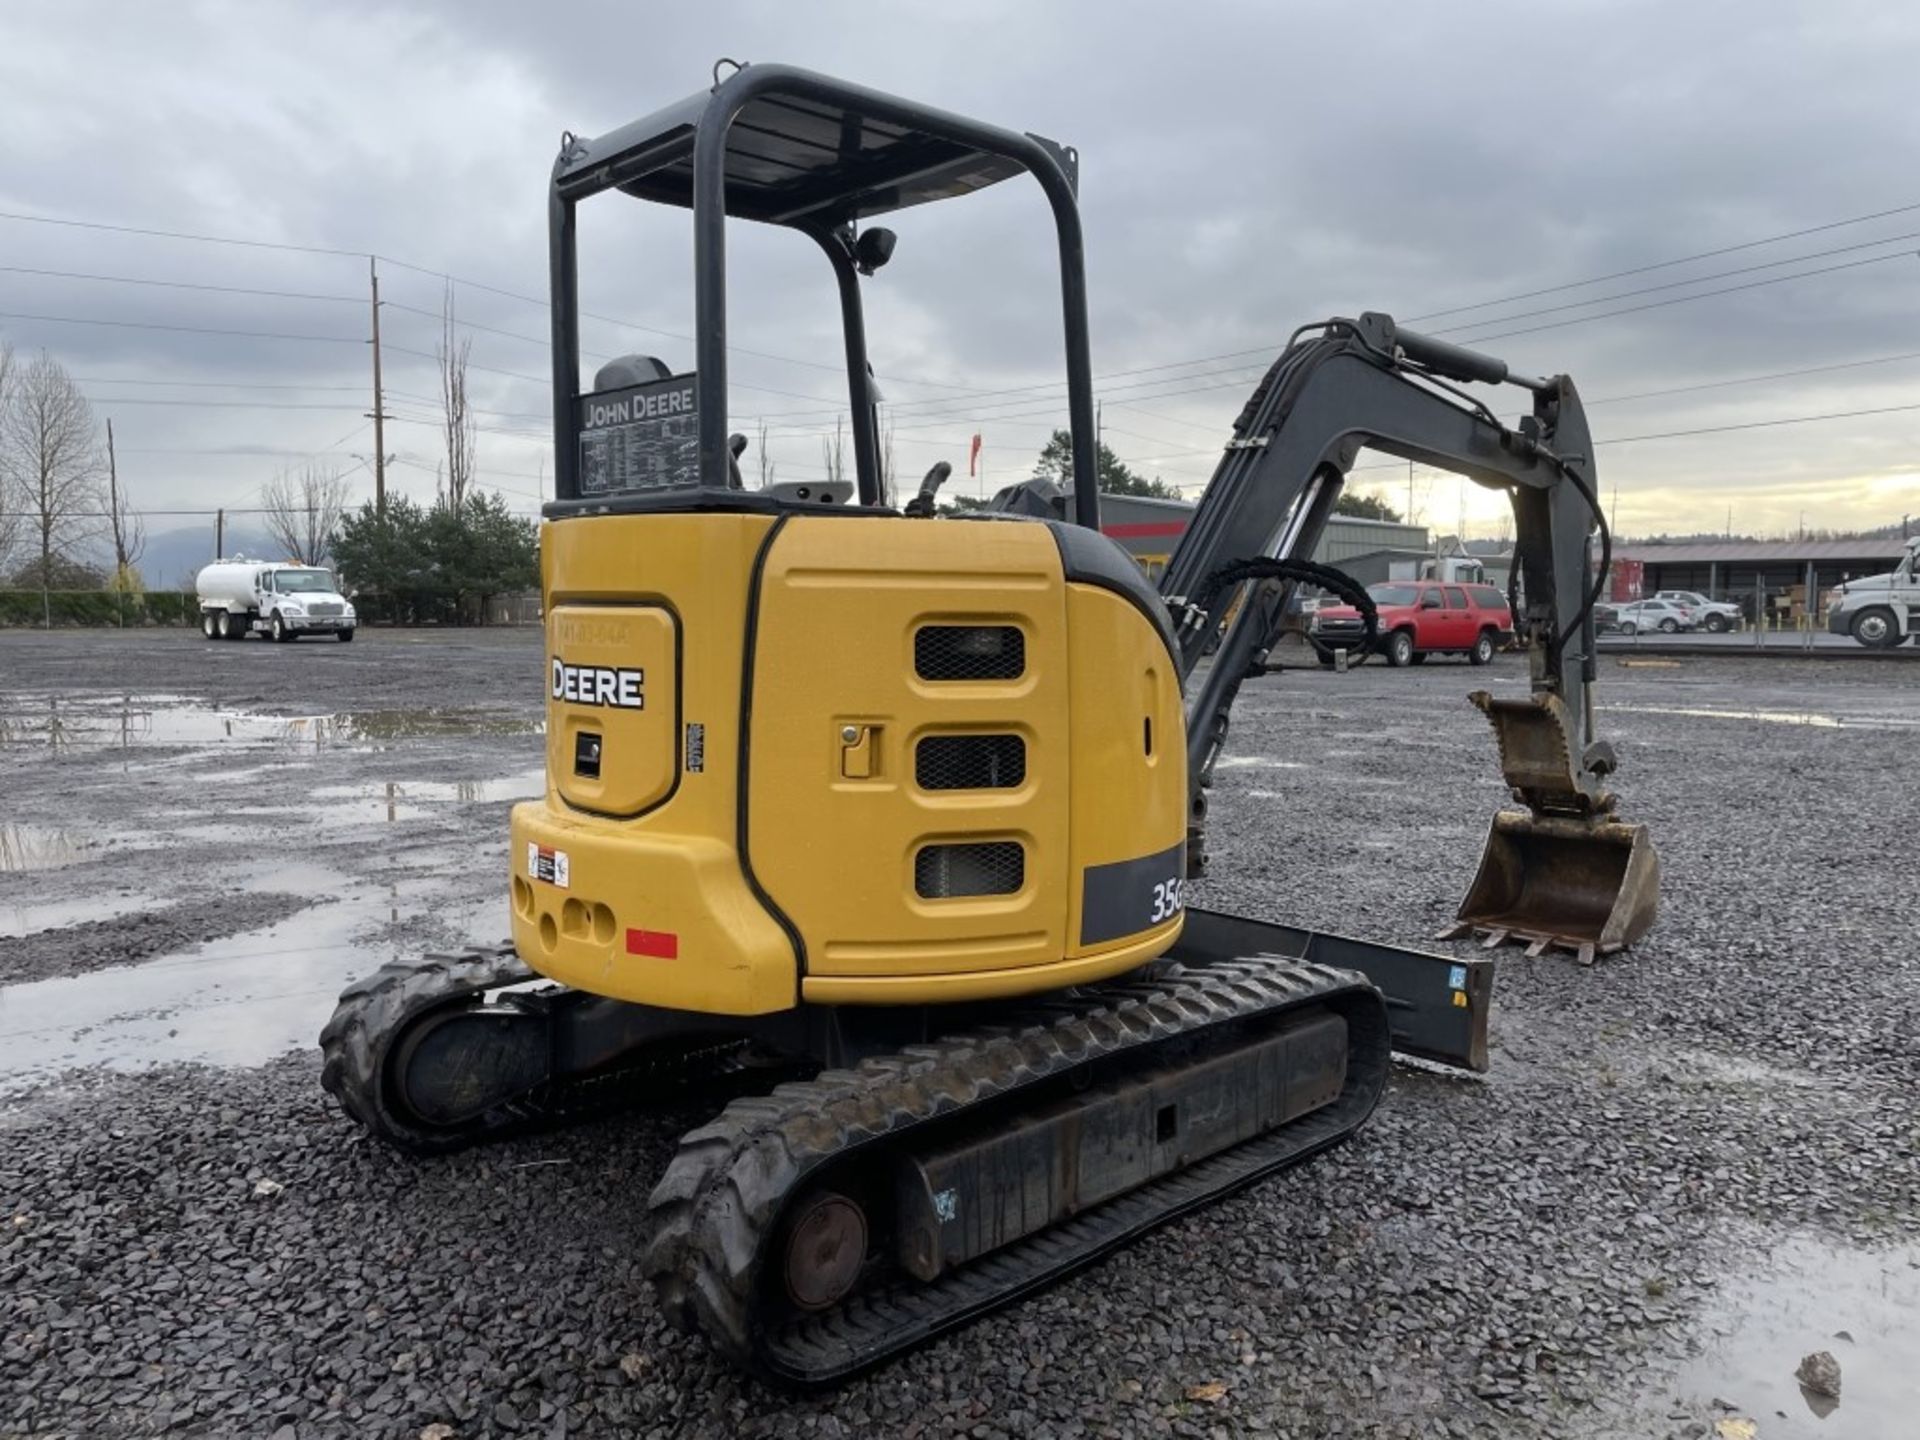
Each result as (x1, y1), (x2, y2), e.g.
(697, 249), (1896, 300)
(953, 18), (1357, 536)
(1156, 311), (1659, 957)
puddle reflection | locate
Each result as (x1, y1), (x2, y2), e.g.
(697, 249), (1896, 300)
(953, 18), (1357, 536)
(0, 693), (543, 753)
(1674, 1233), (1920, 1437)
(0, 825), (85, 873)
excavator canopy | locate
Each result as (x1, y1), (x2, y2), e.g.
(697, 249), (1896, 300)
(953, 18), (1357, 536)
(547, 62), (1098, 522)
(552, 74), (1049, 224)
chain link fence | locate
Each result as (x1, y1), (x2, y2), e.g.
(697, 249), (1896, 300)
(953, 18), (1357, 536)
(0, 590), (543, 628)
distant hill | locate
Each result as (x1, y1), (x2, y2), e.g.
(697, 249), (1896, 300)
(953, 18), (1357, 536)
(135, 523), (280, 590)
(1621, 518), (1913, 548)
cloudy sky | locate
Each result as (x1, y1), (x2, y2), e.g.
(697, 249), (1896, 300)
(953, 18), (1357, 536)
(4, 0), (1919, 569)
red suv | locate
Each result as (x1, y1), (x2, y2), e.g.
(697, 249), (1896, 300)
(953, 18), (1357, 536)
(1312, 581), (1514, 667)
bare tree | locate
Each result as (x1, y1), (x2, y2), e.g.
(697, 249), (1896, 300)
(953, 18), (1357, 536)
(101, 418), (145, 590)
(261, 463), (349, 565)
(438, 283), (475, 512)
(821, 414), (845, 486)
(755, 417), (775, 489)
(880, 406), (896, 508)
(0, 343), (18, 576)
(0, 350), (101, 622)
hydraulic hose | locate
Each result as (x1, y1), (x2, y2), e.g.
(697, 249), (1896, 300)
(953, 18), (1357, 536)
(1191, 557), (1380, 658)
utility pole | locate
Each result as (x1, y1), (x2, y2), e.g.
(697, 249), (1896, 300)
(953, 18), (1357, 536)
(106, 419), (120, 616)
(215, 507), (225, 558)
(370, 256), (387, 517)
(105, 418), (118, 532)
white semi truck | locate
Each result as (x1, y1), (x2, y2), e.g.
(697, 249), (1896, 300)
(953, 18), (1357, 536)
(1827, 536), (1920, 648)
(196, 558), (357, 642)
(1387, 554), (1487, 584)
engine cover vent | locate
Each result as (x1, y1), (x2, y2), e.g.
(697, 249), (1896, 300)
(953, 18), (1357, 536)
(914, 841), (1025, 898)
(916, 734), (1026, 791)
(915, 625), (1024, 681)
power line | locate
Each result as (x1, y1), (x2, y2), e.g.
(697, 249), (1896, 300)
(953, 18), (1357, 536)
(1433, 229), (1920, 336)
(0, 310), (362, 344)
(0, 206), (986, 394)
(72, 375), (364, 392)
(782, 241), (1920, 427)
(1406, 197), (1920, 322)
(1588, 349), (1920, 405)
(1446, 250), (1920, 346)
(11, 200), (1918, 440)
(81, 396), (367, 412)
(1597, 401), (1920, 446)
(0, 264), (360, 304)
(0, 209), (363, 258)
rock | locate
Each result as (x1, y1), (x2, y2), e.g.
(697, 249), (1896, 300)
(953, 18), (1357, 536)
(1796, 1349), (1841, 1398)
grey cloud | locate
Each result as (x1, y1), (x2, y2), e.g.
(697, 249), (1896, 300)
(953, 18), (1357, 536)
(2, 0), (1917, 537)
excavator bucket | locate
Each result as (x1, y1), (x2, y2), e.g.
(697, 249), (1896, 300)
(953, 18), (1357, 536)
(1445, 692), (1660, 963)
(1452, 810), (1660, 963)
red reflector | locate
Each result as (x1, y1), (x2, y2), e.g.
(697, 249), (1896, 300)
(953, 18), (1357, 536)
(626, 928), (678, 959)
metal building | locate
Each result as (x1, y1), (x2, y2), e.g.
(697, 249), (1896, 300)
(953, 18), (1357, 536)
(1612, 537), (1913, 619)
(1095, 495), (1431, 580)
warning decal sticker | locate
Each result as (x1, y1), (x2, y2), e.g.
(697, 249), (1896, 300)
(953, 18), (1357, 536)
(527, 841), (570, 888)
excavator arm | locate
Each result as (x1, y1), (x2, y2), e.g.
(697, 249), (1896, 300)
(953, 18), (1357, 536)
(1161, 312), (1658, 959)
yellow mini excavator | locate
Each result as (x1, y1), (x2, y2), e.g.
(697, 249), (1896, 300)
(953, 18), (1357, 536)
(322, 63), (1659, 1384)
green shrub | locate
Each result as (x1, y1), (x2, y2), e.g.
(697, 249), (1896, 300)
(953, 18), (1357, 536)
(0, 590), (200, 627)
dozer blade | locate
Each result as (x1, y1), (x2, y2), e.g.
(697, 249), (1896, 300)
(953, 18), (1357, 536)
(1447, 690), (1661, 962)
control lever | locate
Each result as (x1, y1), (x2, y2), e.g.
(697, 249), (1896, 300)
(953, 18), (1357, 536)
(727, 433), (748, 490)
(903, 461), (952, 517)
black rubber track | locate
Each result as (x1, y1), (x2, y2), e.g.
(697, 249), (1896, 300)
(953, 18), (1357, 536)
(319, 947), (536, 1155)
(642, 957), (1390, 1387)
(319, 948), (758, 1154)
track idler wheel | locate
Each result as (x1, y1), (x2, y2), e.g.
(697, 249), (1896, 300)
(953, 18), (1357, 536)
(319, 948), (548, 1153)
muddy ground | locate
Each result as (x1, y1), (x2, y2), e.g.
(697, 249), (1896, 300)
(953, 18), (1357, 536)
(1, 627), (1916, 1440)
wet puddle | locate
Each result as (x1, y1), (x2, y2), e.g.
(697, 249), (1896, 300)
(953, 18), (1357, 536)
(0, 825), (88, 873)
(1670, 1234), (1920, 1436)
(1600, 704), (1919, 731)
(163, 771), (547, 840)
(0, 693), (542, 753)
(0, 891), (162, 940)
(0, 869), (511, 1086)
(308, 769), (547, 807)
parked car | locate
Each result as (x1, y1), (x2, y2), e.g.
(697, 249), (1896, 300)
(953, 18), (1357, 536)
(1311, 580), (1514, 667)
(1651, 589), (1741, 633)
(1610, 598), (1696, 635)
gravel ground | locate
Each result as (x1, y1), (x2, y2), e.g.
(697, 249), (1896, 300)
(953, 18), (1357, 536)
(2, 628), (1916, 1440)
(1, 895), (315, 984)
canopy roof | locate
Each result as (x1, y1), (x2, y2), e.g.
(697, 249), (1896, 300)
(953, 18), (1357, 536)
(553, 73), (1059, 227)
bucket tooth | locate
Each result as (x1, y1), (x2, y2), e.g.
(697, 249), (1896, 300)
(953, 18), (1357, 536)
(1457, 691), (1661, 958)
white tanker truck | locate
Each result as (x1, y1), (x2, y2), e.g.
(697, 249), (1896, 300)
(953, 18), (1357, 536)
(195, 557), (357, 642)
